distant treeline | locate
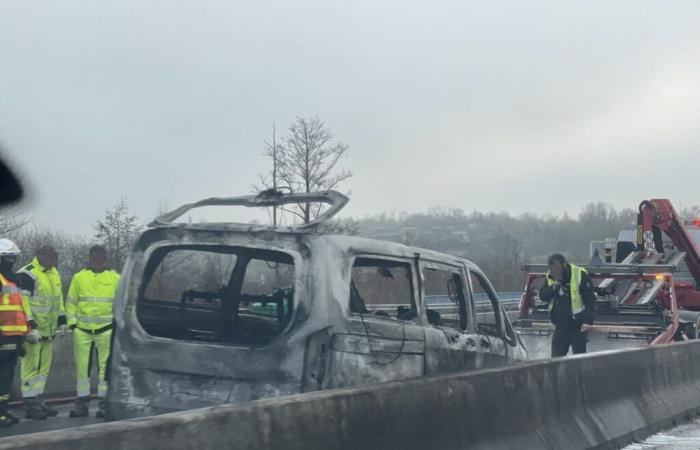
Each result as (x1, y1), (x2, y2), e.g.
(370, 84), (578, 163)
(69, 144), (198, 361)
(354, 202), (700, 291)
(3, 199), (699, 293)
(0, 199), (141, 288)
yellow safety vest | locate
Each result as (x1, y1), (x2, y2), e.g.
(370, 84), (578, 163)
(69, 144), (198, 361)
(66, 268), (120, 330)
(19, 258), (65, 337)
(546, 263), (586, 316)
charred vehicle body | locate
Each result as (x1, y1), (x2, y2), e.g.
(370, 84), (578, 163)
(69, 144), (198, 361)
(106, 191), (527, 419)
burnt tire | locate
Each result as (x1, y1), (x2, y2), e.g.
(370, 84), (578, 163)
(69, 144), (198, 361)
(675, 323), (698, 341)
(688, 322), (699, 340)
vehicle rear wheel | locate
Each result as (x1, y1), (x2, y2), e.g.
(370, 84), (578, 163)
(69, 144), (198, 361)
(688, 321), (700, 340)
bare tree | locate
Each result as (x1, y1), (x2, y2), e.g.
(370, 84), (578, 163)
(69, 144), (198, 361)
(58, 235), (93, 286)
(279, 116), (352, 224)
(94, 198), (142, 270)
(681, 205), (700, 221)
(318, 217), (361, 235)
(9, 225), (91, 287)
(253, 124), (284, 226)
(578, 202), (619, 223)
(0, 210), (31, 235)
(253, 117), (352, 225)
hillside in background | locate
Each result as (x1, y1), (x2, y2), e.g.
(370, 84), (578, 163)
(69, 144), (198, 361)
(355, 202), (700, 291)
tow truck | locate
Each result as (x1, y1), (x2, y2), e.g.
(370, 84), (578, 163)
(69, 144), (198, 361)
(516, 199), (700, 345)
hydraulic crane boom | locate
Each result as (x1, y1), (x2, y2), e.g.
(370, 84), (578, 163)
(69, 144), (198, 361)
(517, 198), (700, 345)
(638, 199), (700, 287)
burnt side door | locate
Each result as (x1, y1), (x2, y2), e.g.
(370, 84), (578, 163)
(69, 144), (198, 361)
(323, 256), (426, 388)
(468, 269), (509, 367)
(421, 260), (485, 374)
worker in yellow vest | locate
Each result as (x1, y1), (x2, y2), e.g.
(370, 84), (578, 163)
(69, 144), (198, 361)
(539, 253), (596, 357)
(66, 245), (120, 419)
(0, 239), (38, 427)
(16, 245), (68, 420)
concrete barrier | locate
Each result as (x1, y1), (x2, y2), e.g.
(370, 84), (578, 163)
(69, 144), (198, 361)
(5, 339), (700, 449)
(9, 316), (517, 400)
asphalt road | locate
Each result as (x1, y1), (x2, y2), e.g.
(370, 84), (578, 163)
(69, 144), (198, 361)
(518, 328), (649, 359)
(0, 403), (102, 438)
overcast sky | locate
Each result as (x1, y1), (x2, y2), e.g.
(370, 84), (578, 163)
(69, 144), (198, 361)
(1, 1), (699, 234)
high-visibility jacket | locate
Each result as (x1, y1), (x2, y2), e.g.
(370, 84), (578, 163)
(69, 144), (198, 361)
(546, 263), (587, 316)
(0, 273), (31, 336)
(66, 269), (120, 331)
(18, 258), (65, 337)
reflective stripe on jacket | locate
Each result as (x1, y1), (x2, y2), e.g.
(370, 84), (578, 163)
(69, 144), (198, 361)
(19, 258), (65, 337)
(0, 273), (29, 335)
(66, 269), (120, 330)
(546, 263), (587, 316)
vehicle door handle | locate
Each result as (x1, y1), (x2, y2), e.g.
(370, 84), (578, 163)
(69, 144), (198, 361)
(444, 332), (458, 344)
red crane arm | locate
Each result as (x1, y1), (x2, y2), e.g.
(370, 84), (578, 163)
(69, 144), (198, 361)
(639, 199), (700, 286)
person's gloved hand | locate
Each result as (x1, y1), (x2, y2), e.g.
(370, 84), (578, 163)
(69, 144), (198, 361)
(57, 324), (69, 337)
(56, 316), (69, 337)
(25, 329), (41, 344)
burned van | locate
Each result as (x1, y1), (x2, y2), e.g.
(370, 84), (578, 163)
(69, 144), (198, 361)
(106, 191), (527, 419)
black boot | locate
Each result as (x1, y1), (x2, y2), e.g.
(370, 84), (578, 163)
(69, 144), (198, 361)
(24, 396), (47, 420)
(1, 401), (20, 424)
(42, 403), (58, 417)
(0, 402), (15, 427)
(96, 400), (105, 419)
(69, 397), (90, 418)
(0, 414), (13, 427)
(5, 410), (20, 424)
(39, 395), (58, 417)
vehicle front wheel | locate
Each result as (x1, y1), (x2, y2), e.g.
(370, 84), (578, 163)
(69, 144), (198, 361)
(674, 323), (697, 341)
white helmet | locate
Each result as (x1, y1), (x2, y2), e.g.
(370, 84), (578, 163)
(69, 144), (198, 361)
(0, 239), (21, 256)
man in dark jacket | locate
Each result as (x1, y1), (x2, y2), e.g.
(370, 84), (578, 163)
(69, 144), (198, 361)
(539, 253), (596, 357)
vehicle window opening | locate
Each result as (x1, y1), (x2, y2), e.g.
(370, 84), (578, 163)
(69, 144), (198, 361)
(350, 258), (417, 321)
(137, 245), (295, 347)
(423, 266), (468, 330)
(349, 257), (417, 365)
(469, 271), (502, 338)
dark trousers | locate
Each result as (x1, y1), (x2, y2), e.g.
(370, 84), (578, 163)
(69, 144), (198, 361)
(0, 348), (18, 409)
(551, 326), (587, 357)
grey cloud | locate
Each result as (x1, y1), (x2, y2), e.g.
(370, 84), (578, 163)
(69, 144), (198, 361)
(0, 0), (699, 232)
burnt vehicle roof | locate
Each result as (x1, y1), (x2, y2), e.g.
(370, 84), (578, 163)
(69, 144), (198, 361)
(142, 189), (485, 275)
(140, 223), (484, 275)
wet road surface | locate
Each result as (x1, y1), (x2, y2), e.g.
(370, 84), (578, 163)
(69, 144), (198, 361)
(624, 418), (700, 449)
(0, 403), (101, 438)
(518, 328), (650, 360)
